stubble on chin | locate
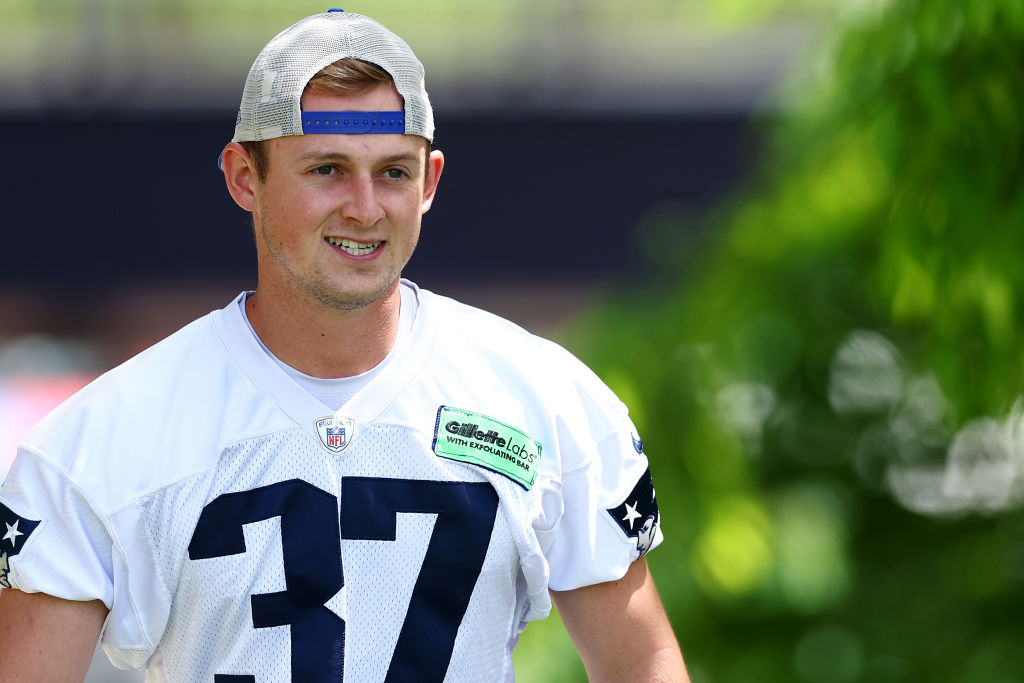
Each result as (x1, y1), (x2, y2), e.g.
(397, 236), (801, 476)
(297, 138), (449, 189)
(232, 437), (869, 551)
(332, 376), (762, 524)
(257, 216), (399, 312)
(302, 265), (399, 311)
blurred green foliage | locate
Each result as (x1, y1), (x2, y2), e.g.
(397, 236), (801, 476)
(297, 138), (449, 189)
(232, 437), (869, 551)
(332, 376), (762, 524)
(516, 0), (1024, 681)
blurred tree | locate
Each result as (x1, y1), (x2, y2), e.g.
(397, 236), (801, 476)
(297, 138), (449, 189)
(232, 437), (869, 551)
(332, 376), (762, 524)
(516, 0), (1024, 681)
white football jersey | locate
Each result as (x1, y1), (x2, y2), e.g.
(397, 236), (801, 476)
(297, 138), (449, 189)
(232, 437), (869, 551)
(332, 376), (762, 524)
(0, 281), (663, 682)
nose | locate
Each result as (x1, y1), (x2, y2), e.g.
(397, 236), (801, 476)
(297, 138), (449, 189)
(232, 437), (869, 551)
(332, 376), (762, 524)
(342, 175), (385, 227)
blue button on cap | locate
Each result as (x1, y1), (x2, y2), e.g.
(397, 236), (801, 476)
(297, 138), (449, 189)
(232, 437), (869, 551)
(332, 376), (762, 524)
(328, 8), (344, 12)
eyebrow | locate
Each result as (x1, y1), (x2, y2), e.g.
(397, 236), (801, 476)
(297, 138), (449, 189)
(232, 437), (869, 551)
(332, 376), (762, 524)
(295, 151), (422, 166)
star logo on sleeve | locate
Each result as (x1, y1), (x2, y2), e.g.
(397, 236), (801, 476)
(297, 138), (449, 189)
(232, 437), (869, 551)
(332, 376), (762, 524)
(622, 502), (642, 529)
(606, 467), (660, 557)
(0, 502), (41, 587)
(4, 520), (24, 546)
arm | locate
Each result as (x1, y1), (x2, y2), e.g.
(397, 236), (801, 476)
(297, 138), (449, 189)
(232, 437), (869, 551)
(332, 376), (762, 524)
(551, 558), (689, 683)
(0, 588), (108, 682)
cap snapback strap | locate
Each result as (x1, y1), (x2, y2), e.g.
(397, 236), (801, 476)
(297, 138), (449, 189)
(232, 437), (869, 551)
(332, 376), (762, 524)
(301, 111), (405, 134)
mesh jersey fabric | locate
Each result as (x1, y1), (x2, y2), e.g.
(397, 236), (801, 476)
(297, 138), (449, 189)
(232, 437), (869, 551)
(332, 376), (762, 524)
(0, 280), (662, 682)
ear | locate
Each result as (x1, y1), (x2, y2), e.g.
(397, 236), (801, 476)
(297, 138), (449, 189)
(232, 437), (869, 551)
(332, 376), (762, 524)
(221, 142), (259, 212)
(420, 149), (445, 214)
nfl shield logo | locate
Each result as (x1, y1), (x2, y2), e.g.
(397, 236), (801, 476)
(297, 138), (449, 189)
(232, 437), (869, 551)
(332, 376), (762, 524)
(315, 415), (355, 454)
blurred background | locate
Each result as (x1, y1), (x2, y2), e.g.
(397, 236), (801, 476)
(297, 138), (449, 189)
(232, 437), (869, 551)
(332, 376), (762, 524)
(2, 0), (1023, 681)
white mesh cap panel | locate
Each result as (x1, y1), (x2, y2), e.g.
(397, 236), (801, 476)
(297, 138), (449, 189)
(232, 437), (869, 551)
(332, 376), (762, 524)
(233, 10), (434, 142)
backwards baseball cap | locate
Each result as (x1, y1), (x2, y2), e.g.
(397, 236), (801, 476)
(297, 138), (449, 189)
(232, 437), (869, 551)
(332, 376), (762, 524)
(231, 8), (433, 143)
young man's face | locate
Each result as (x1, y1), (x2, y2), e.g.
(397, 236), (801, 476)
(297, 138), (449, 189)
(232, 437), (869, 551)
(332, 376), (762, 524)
(250, 83), (442, 311)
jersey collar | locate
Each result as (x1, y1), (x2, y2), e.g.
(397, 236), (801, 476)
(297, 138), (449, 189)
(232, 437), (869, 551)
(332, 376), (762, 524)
(211, 280), (439, 451)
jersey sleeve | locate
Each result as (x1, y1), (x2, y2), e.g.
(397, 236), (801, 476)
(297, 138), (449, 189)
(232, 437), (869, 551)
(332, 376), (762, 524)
(0, 448), (116, 603)
(1, 447), (163, 670)
(543, 416), (664, 591)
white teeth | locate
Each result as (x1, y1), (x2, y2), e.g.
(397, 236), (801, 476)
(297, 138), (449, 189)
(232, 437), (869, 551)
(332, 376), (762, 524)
(326, 237), (383, 256)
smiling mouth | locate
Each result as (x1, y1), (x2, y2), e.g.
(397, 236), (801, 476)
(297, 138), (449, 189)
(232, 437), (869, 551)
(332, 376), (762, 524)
(325, 236), (384, 256)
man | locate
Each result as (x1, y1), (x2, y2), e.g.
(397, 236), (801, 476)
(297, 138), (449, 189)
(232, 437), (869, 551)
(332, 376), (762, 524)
(0, 9), (688, 682)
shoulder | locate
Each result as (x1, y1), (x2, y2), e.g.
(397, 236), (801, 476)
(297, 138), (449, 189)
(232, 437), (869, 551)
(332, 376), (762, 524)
(421, 289), (599, 377)
(422, 288), (614, 388)
(17, 296), (272, 514)
(414, 287), (631, 461)
(25, 311), (218, 439)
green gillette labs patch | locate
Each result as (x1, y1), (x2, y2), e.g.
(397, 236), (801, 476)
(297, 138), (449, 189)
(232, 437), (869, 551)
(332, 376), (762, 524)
(432, 406), (542, 489)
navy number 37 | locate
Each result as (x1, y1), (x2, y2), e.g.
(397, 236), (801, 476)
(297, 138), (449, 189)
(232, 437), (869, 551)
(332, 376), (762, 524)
(188, 477), (499, 682)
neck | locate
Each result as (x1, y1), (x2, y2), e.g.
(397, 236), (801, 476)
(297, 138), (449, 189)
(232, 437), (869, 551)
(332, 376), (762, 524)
(245, 279), (402, 379)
